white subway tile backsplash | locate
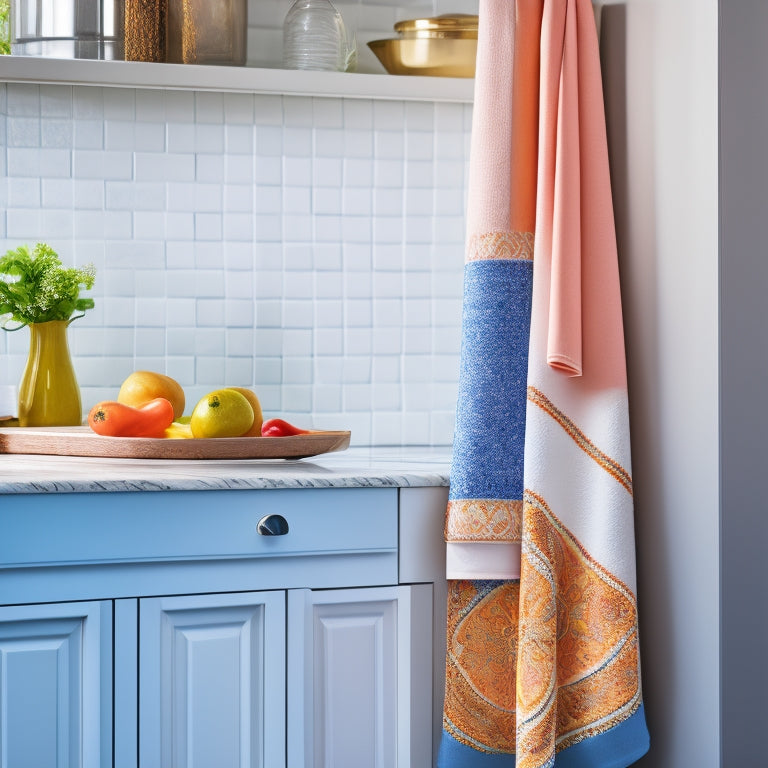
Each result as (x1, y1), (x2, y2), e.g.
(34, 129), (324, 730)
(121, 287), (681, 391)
(43, 178), (75, 208)
(74, 179), (106, 210)
(224, 212), (254, 241)
(343, 129), (374, 159)
(72, 119), (104, 150)
(224, 356), (254, 384)
(167, 123), (196, 153)
(41, 119), (74, 149)
(195, 354), (227, 384)
(312, 97), (344, 129)
(282, 329), (313, 356)
(404, 160), (434, 188)
(373, 273), (402, 298)
(7, 117), (39, 147)
(166, 298), (197, 326)
(282, 96), (314, 127)
(196, 154), (226, 183)
(8, 178), (40, 207)
(313, 384), (342, 412)
(373, 100), (405, 130)
(372, 382), (401, 410)
(253, 94), (283, 125)
(1, 82), (470, 445)
(315, 327), (344, 356)
(7, 84), (40, 116)
(6, 208), (42, 237)
(254, 357), (282, 385)
(372, 355), (401, 383)
(195, 92), (225, 124)
(224, 183), (255, 213)
(40, 85), (73, 118)
(343, 157), (373, 187)
(41, 209), (74, 238)
(345, 382), (373, 411)
(194, 212), (223, 241)
(342, 98), (373, 129)
(194, 123), (225, 153)
(223, 93), (255, 124)
(373, 327), (401, 355)
(193, 184), (223, 213)
(134, 327), (166, 356)
(133, 210), (165, 240)
(102, 88), (133, 120)
(343, 327), (372, 356)
(313, 157), (343, 187)
(374, 131), (404, 159)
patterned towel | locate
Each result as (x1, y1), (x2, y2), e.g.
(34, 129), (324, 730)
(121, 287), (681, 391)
(440, 2), (650, 766)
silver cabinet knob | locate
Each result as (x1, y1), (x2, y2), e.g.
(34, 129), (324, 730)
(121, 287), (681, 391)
(256, 514), (289, 536)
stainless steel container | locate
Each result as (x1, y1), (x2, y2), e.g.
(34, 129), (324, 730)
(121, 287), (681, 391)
(11, 0), (124, 59)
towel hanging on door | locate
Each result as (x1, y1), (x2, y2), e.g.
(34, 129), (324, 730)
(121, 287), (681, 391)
(440, 1), (650, 766)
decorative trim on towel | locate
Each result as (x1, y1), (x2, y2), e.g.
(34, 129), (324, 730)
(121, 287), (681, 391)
(517, 490), (642, 768)
(527, 386), (633, 495)
(445, 499), (523, 542)
(467, 231), (535, 262)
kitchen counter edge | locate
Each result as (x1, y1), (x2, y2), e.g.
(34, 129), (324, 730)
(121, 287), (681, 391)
(0, 446), (452, 495)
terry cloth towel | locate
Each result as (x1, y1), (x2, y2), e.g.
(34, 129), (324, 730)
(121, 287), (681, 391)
(440, 2), (651, 768)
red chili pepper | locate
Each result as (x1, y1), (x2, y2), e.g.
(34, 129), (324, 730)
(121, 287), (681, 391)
(261, 418), (311, 437)
(88, 397), (175, 438)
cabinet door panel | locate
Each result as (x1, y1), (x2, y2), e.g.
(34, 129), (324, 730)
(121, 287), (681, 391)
(0, 601), (112, 768)
(139, 591), (285, 768)
(288, 585), (433, 768)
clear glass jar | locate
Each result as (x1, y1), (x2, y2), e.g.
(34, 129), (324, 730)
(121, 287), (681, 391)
(283, 0), (354, 72)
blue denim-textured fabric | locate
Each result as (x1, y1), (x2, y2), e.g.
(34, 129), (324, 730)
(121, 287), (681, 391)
(448, 258), (533, 503)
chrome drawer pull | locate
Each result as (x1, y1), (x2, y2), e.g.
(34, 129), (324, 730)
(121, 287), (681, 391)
(256, 514), (290, 536)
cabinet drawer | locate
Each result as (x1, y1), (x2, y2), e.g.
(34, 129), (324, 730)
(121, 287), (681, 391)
(0, 487), (397, 567)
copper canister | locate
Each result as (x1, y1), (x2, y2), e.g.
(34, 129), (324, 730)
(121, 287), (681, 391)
(166, 0), (247, 66)
(124, 0), (167, 62)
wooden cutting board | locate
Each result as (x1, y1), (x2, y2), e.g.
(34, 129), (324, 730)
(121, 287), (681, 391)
(0, 426), (351, 460)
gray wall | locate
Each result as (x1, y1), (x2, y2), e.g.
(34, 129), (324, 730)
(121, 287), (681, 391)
(719, 1), (768, 763)
(599, 1), (720, 766)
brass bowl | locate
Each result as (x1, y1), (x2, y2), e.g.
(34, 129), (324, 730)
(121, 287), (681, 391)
(394, 14), (479, 40)
(367, 37), (477, 78)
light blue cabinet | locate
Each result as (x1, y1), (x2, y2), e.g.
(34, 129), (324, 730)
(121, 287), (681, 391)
(0, 600), (112, 768)
(0, 484), (449, 768)
(138, 591), (286, 768)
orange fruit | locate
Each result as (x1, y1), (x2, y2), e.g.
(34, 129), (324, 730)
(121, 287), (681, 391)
(118, 371), (185, 421)
(190, 389), (254, 438)
(226, 387), (263, 437)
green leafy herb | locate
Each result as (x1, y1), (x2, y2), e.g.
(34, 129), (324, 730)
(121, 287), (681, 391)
(0, 0), (9, 56)
(0, 243), (96, 326)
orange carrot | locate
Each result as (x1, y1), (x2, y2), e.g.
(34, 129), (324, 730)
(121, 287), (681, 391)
(88, 397), (174, 437)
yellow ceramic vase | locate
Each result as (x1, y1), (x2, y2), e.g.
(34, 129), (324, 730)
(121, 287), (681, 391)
(18, 320), (82, 427)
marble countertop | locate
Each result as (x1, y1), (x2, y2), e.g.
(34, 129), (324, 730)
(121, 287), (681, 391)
(0, 446), (453, 495)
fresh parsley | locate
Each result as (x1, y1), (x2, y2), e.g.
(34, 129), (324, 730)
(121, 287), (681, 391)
(0, 0), (9, 56)
(0, 243), (96, 326)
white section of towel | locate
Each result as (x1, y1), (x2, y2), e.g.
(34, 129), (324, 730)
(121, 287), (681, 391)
(524, 388), (637, 593)
(446, 541), (521, 580)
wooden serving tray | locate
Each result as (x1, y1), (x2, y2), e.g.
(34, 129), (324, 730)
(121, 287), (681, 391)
(0, 426), (351, 460)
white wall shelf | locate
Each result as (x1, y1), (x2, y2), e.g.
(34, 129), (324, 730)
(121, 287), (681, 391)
(0, 55), (474, 103)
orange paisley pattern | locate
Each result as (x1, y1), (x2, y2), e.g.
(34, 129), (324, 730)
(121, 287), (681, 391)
(442, 492), (642, 765)
(445, 499), (523, 542)
(443, 580), (519, 752)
